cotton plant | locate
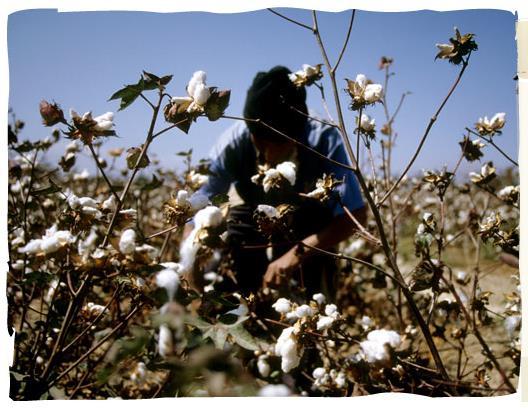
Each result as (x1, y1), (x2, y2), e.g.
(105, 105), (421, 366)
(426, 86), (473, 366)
(251, 161), (297, 193)
(288, 63), (323, 87)
(345, 74), (383, 110)
(162, 189), (209, 226)
(164, 70), (231, 132)
(475, 113), (506, 136)
(358, 329), (402, 365)
(18, 225), (74, 256)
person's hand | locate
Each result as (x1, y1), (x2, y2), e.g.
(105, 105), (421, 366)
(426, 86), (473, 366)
(262, 247), (301, 288)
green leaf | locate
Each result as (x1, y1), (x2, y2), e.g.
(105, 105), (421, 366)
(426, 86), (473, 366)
(203, 326), (228, 350)
(126, 146), (150, 170)
(218, 313), (238, 325)
(31, 180), (61, 196)
(205, 89), (231, 121)
(227, 324), (261, 351)
(140, 174), (164, 191)
(184, 315), (213, 331)
(109, 77), (146, 111)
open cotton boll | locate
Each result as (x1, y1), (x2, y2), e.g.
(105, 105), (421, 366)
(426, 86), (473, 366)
(294, 304), (314, 318)
(67, 192), (81, 209)
(93, 112), (114, 131)
(79, 196), (99, 208)
(160, 262), (183, 274)
(73, 169), (90, 181)
(39, 226), (74, 255)
(158, 324), (173, 358)
(325, 304), (339, 318)
(171, 96), (193, 105)
(258, 384), (292, 397)
(316, 315), (335, 330)
(131, 362), (147, 384)
(78, 228), (99, 261)
(135, 244), (159, 262)
(156, 268), (180, 301)
(18, 239), (43, 255)
(119, 229), (137, 255)
(187, 70), (207, 97)
(179, 228), (200, 274)
(367, 329), (401, 348)
(275, 327), (302, 373)
(505, 315), (521, 337)
(102, 195), (117, 211)
(257, 204), (279, 219)
(272, 298), (292, 314)
(276, 161), (296, 186)
(312, 293), (326, 305)
(193, 206), (223, 229)
(364, 84), (383, 103)
(192, 82), (211, 106)
(257, 355), (271, 377)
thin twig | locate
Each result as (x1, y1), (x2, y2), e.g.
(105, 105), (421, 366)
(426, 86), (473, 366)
(332, 10), (356, 74)
(378, 54), (472, 207)
(267, 8), (314, 31)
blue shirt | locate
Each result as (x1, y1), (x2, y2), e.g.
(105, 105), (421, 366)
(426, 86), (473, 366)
(199, 118), (365, 217)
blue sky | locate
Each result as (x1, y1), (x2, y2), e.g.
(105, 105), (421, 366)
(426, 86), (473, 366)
(7, 8), (518, 178)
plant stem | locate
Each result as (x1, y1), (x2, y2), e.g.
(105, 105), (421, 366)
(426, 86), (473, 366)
(378, 54), (472, 207)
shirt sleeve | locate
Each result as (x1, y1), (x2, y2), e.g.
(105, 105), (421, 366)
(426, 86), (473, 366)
(324, 130), (365, 217)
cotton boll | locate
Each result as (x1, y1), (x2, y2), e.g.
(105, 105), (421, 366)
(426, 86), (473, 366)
(79, 196), (98, 208)
(193, 206), (223, 229)
(93, 112), (114, 131)
(187, 70), (207, 98)
(102, 195), (117, 211)
(325, 304), (339, 318)
(73, 169), (90, 181)
(156, 268), (180, 301)
(276, 161), (296, 186)
(312, 367), (326, 379)
(131, 362), (147, 384)
(258, 384), (292, 397)
(367, 329), (401, 348)
(294, 304), (314, 318)
(192, 82), (210, 106)
(158, 324), (173, 358)
(179, 228), (200, 274)
(161, 262), (183, 274)
(119, 229), (137, 255)
(18, 239), (43, 255)
(262, 168), (281, 193)
(257, 204), (279, 219)
(361, 315), (373, 330)
(67, 192), (81, 209)
(41, 228), (73, 255)
(275, 327), (302, 373)
(360, 340), (389, 363)
(257, 355), (271, 377)
(505, 315), (521, 337)
(316, 316), (335, 331)
(312, 293), (326, 305)
(78, 228), (99, 261)
(135, 244), (159, 263)
(272, 298), (292, 314)
(364, 84), (383, 103)
(171, 96), (193, 105)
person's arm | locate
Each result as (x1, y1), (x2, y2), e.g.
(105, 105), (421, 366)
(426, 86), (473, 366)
(263, 125), (367, 288)
(262, 206), (367, 288)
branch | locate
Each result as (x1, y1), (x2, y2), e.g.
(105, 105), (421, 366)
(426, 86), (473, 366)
(267, 8), (314, 31)
(378, 54), (472, 207)
(332, 10), (356, 74)
(221, 115), (354, 171)
(87, 143), (121, 204)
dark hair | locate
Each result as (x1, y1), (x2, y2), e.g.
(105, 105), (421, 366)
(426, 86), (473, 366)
(243, 66), (308, 142)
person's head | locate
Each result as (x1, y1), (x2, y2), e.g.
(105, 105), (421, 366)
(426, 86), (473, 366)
(244, 66), (308, 165)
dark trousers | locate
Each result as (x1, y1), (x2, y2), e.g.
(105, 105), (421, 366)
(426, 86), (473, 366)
(224, 201), (337, 297)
